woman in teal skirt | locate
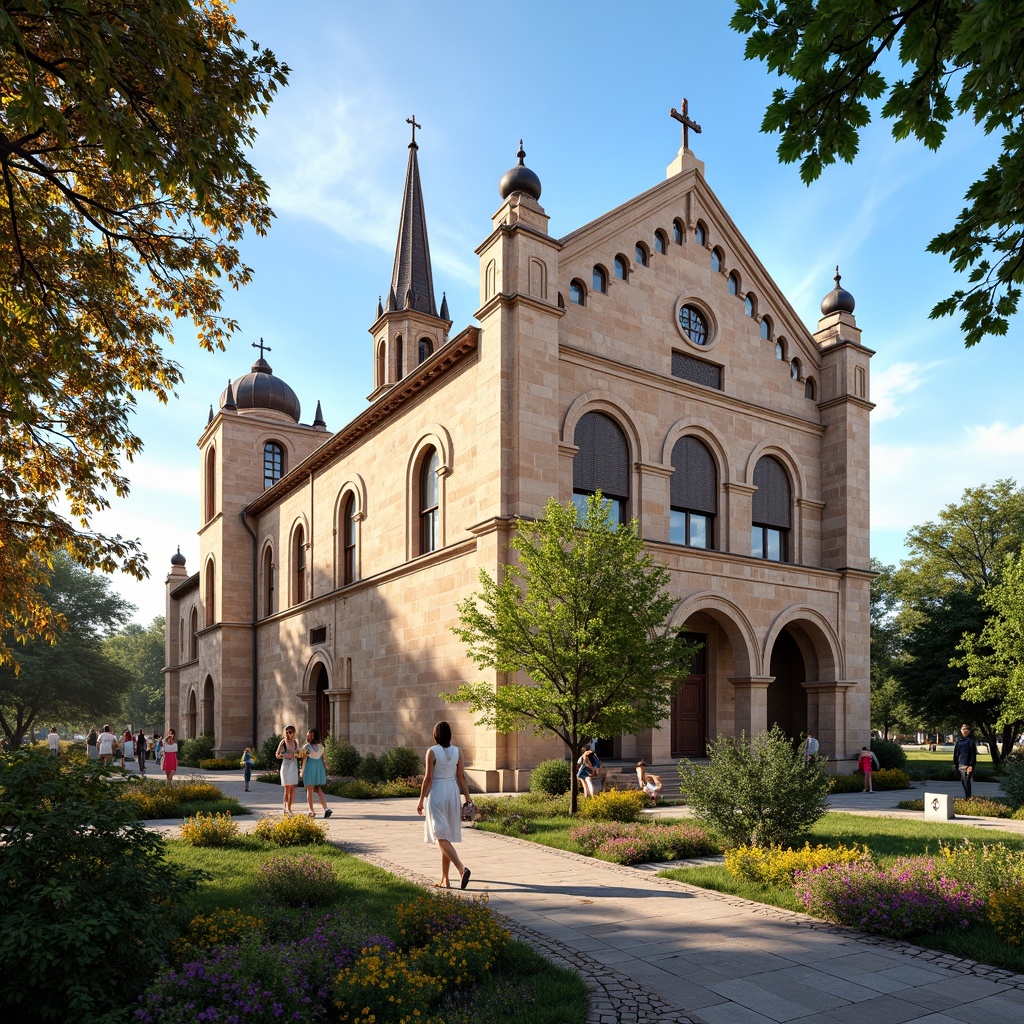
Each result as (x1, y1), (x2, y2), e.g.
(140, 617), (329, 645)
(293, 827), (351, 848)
(301, 728), (331, 818)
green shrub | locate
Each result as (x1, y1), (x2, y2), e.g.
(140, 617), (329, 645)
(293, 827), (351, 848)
(253, 854), (339, 906)
(199, 757), (240, 771)
(377, 778), (420, 797)
(831, 767), (911, 792)
(324, 734), (361, 776)
(938, 838), (1024, 897)
(1000, 750), (1024, 808)
(898, 796), (1014, 818)
(987, 882), (1024, 945)
(253, 814), (326, 846)
(179, 733), (216, 767)
(382, 745), (421, 781)
(326, 778), (377, 799)
(870, 737), (908, 771)
(180, 811), (241, 847)
(0, 750), (199, 1020)
(570, 821), (717, 862)
(255, 771), (279, 784)
(725, 842), (871, 888)
(530, 758), (572, 796)
(680, 726), (831, 848)
(259, 733), (283, 771)
(577, 787), (644, 822)
(356, 751), (386, 784)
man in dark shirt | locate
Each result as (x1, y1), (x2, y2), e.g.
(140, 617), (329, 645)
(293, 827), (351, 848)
(953, 723), (978, 799)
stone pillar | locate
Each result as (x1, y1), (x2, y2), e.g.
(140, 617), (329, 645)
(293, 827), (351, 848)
(723, 482), (755, 556)
(728, 676), (773, 740)
(804, 681), (856, 770)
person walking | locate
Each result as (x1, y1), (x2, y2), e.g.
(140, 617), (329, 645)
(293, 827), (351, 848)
(121, 728), (134, 770)
(162, 730), (178, 786)
(276, 726), (300, 815)
(416, 720), (472, 890)
(241, 747), (254, 791)
(953, 723), (979, 799)
(804, 732), (820, 762)
(135, 729), (148, 776)
(86, 727), (99, 761)
(858, 745), (880, 792)
(47, 727), (59, 758)
(301, 729), (331, 818)
(576, 749), (598, 798)
(96, 725), (118, 766)
(153, 733), (163, 766)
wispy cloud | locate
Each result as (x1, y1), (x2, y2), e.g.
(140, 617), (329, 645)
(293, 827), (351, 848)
(871, 360), (941, 423)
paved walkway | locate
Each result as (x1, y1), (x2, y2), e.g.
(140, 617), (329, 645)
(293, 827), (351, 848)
(148, 770), (1024, 1024)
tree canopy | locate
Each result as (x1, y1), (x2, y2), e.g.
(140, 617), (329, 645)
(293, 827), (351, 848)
(0, 0), (288, 667)
(731, 0), (1024, 347)
(0, 551), (134, 747)
(103, 616), (166, 730)
(448, 496), (696, 813)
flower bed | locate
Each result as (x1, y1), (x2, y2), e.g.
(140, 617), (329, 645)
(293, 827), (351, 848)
(569, 822), (718, 865)
(726, 842), (870, 888)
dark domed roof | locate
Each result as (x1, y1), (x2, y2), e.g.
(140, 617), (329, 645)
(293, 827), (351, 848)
(220, 357), (301, 422)
(170, 546), (187, 568)
(499, 141), (542, 201)
(821, 267), (856, 315)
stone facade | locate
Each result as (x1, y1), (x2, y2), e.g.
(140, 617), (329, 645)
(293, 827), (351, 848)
(165, 137), (873, 787)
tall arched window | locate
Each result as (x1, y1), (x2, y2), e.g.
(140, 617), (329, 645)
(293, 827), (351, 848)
(694, 223), (706, 247)
(418, 337), (433, 363)
(178, 616), (184, 661)
(635, 242), (649, 267)
(710, 247), (723, 273)
(204, 559), (215, 627)
(744, 294), (755, 318)
(752, 456), (791, 562)
(805, 377), (817, 400)
(262, 545), (275, 617)
(204, 447), (216, 521)
(728, 272), (740, 295)
(654, 229), (667, 255)
(395, 335), (403, 381)
(760, 316), (773, 341)
(614, 254), (628, 280)
(592, 265), (607, 293)
(341, 493), (357, 585)
(264, 442), (284, 488)
(670, 436), (717, 549)
(572, 411), (630, 525)
(672, 219), (684, 245)
(189, 607), (198, 660)
(569, 279), (585, 305)
(293, 524), (306, 604)
(419, 448), (440, 554)
(376, 341), (386, 385)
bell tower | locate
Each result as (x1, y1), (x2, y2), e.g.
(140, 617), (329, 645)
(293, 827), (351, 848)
(368, 117), (451, 400)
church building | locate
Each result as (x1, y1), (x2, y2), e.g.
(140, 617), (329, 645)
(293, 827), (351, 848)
(164, 113), (873, 788)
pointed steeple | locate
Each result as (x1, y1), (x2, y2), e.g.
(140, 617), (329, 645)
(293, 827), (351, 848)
(313, 400), (326, 428)
(223, 379), (237, 412)
(439, 292), (449, 321)
(376, 295), (383, 320)
(388, 118), (437, 318)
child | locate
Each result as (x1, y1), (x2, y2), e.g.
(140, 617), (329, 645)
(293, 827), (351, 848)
(241, 747), (254, 792)
(858, 746), (880, 792)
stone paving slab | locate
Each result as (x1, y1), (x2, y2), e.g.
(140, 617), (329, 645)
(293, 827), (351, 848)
(146, 768), (1024, 1024)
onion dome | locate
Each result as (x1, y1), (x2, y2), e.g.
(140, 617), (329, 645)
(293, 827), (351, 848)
(170, 546), (187, 568)
(499, 141), (542, 201)
(220, 356), (301, 422)
(820, 266), (856, 315)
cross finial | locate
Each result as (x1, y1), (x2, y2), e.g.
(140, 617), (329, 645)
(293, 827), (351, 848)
(406, 115), (421, 147)
(834, 265), (842, 286)
(252, 337), (271, 360)
(670, 98), (703, 151)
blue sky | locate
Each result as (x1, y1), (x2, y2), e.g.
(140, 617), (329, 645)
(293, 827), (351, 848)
(97, 0), (1023, 624)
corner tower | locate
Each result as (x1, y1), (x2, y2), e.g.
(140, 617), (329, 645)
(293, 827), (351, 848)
(368, 118), (452, 399)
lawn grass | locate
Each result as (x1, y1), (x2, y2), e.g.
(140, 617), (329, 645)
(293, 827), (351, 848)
(162, 838), (589, 1024)
(904, 747), (995, 765)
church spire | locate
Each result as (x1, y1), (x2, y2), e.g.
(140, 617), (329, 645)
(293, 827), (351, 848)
(387, 116), (437, 317)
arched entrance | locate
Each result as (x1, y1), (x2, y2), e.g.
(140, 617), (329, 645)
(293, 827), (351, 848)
(767, 628), (807, 737)
(671, 632), (708, 758)
(313, 664), (330, 737)
(186, 689), (198, 739)
(202, 676), (215, 737)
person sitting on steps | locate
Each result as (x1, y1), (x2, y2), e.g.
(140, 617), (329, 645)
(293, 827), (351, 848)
(636, 760), (663, 805)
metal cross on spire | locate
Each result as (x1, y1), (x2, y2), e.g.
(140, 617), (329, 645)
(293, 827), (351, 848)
(406, 114), (421, 146)
(670, 98), (702, 150)
(252, 338), (271, 360)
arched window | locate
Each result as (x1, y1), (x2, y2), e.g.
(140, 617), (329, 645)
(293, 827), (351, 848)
(395, 335), (403, 381)
(744, 294), (756, 318)
(775, 338), (786, 360)
(419, 448), (440, 554)
(760, 316), (773, 341)
(635, 242), (649, 267)
(710, 247), (723, 273)
(178, 616), (184, 661)
(790, 358), (801, 380)
(569, 279), (585, 305)
(678, 304), (710, 347)
(752, 456), (791, 562)
(592, 265), (607, 293)
(264, 442), (284, 489)
(189, 607), (198, 660)
(805, 377), (816, 400)
(204, 447), (216, 522)
(670, 436), (717, 549)
(728, 272), (739, 295)
(672, 219), (684, 245)
(654, 230), (668, 255)
(418, 337), (433, 363)
(376, 340), (386, 385)
(572, 411), (629, 525)
(293, 524), (306, 604)
(204, 559), (215, 627)
(694, 223), (706, 247)
(614, 254), (628, 280)
(341, 493), (357, 585)
(262, 545), (275, 617)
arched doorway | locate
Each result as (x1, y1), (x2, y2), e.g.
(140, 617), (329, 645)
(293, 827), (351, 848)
(313, 664), (330, 738)
(186, 689), (198, 739)
(671, 633), (708, 758)
(767, 628), (807, 737)
(202, 676), (215, 737)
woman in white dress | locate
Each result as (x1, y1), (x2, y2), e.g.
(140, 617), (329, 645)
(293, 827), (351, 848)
(416, 721), (472, 889)
(275, 725), (300, 815)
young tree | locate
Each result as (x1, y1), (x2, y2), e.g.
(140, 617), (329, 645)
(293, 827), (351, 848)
(731, 1), (1024, 347)
(104, 616), (167, 730)
(0, 1), (288, 667)
(448, 496), (696, 814)
(0, 552), (134, 747)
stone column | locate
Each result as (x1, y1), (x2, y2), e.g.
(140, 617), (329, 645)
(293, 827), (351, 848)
(804, 681), (856, 771)
(728, 676), (773, 741)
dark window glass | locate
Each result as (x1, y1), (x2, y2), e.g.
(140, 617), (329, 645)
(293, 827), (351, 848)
(670, 436), (717, 549)
(614, 255), (628, 280)
(593, 266), (606, 293)
(573, 411), (629, 524)
(264, 442), (284, 489)
(711, 248), (722, 273)
(419, 448), (440, 554)
(678, 304), (709, 346)
(569, 280), (584, 305)
(418, 337), (433, 363)
(760, 318), (771, 341)
(189, 608), (198, 660)
(805, 378), (816, 400)
(654, 230), (667, 255)
(694, 224), (706, 247)
(342, 494), (356, 585)
(673, 220), (684, 245)
(635, 243), (647, 266)
(744, 295), (754, 318)
(752, 456), (790, 562)
(396, 337), (403, 380)
(728, 272), (738, 295)
(294, 526), (306, 604)
(263, 546), (275, 616)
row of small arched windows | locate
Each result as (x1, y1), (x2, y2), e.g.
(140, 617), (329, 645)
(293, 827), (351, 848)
(376, 335), (434, 386)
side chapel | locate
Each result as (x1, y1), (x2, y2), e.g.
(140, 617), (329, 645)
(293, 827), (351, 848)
(164, 109), (873, 787)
